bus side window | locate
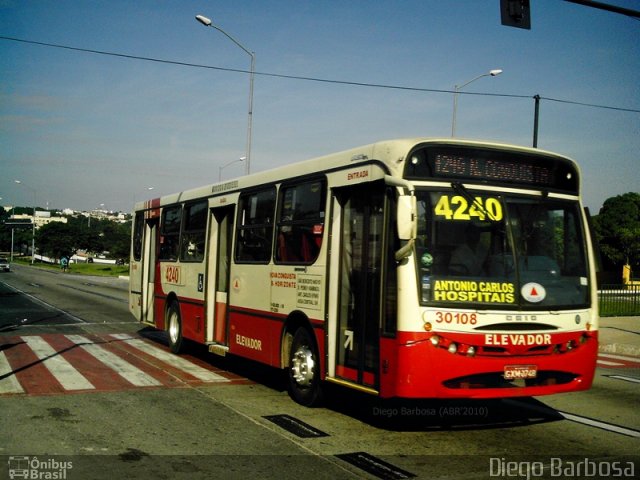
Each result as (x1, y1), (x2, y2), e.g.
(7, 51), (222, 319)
(180, 201), (207, 262)
(133, 212), (144, 261)
(159, 205), (182, 261)
(275, 179), (326, 264)
(235, 187), (276, 263)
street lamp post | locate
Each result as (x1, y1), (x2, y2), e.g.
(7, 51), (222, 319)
(219, 156), (246, 182)
(196, 14), (255, 176)
(451, 69), (503, 137)
(14, 180), (36, 265)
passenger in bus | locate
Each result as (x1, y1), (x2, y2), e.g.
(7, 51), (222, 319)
(449, 223), (489, 276)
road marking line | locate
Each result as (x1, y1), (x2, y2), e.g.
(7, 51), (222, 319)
(110, 334), (229, 383)
(21, 336), (94, 391)
(559, 411), (640, 438)
(599, 353), (640, 364)
(597, 359), (624, 366)
(65, 335), (161, 387)
(0, 351), (24, 394)
(605, 375), (640, 384)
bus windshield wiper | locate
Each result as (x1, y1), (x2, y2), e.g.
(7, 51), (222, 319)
(451, 182), (499, 222)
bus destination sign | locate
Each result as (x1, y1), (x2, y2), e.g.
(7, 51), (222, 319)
(434, 153), (553, 187)
(404, 145), (579, 194)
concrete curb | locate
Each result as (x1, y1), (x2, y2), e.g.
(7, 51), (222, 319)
(598, 343), (640, 357)
(598, 316), (640, 358)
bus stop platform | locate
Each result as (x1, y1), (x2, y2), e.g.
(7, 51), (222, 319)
(599, 316), (640, 357)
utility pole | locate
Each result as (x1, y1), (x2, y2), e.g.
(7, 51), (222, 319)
(533, 95), (540, 148)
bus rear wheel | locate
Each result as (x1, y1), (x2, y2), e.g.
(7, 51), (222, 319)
(288, 327), (323, 407)
(167, 301), (183, 354)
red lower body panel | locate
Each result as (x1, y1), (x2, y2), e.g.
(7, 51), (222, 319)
(379, 330), (598, 399)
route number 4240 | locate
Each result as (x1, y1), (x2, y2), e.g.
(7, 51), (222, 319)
(165, 265), (181, 285)
(434, 195), (503, 222)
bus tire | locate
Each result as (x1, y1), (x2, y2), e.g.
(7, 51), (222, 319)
(288, 327), (323, 407)
(167, 301), (184, 354)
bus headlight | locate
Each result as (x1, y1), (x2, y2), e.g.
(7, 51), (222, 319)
(448, 343), (458, 354)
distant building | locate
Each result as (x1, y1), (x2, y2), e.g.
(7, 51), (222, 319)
(10, 213), (68, 229)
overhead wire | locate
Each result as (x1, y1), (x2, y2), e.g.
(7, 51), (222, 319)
(1, 35), (639, 114)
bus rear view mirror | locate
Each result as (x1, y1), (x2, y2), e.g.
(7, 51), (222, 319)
(397, 194), (417, 241)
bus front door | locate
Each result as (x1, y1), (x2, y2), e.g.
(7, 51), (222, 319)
(331, 184), (385, 391)
(206, 206), (235, 345)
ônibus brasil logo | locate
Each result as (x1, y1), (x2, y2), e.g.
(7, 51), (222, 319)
(7, 456), (73, 479)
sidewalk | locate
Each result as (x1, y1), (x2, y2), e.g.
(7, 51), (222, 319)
(598, 315), (640, 357)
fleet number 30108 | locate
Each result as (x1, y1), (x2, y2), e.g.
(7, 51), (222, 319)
(434, 312), (478, 325)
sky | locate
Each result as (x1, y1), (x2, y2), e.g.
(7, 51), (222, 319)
(1, 0), (638, 214)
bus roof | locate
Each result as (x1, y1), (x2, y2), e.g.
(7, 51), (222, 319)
(134, 138), (577, 211)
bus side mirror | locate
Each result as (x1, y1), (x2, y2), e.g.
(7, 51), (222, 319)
(397, 195), (417, 241)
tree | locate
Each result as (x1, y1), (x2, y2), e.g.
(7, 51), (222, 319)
(35, 222), (90, 260)
(593, 192), (640, 273)
(0, 209), (33, 255)
(1, 207), (132, 261)
(102, 221), (131, 259)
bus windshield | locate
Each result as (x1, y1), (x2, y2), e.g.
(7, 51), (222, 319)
(416, 190), (590, 310)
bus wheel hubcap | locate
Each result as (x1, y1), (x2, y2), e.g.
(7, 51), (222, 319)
(169, 314), (179, 343)
(292, 346), (315, 387)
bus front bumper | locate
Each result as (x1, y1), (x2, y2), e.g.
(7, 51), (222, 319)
(380, 330), (598, 399)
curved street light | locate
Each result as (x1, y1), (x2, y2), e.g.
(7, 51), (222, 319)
(196, 14), (255, 176)
(219, 156), (245, 181)
(451, 69), (503, 137)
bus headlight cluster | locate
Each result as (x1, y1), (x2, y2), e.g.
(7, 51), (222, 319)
(553, 333), (591, 354)
(429, 335), (476, 357)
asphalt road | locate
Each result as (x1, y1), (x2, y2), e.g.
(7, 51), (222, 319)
(0, 265), (638, 479)
(0, 264), (132, 331)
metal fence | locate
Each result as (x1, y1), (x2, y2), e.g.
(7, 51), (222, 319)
(599, 284), (640, 317)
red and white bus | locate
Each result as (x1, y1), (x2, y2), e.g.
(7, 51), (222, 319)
(129, 138), (598, 406)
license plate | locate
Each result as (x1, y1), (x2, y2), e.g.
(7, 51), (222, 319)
(504, 365), (537, 380)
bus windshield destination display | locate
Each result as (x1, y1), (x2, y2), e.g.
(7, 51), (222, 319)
(405, 146), (579, 193)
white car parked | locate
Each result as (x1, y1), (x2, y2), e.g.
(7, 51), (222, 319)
(0, 257), (11, 272)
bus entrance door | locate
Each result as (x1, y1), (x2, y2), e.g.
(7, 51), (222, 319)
(331, 184), (384, 392)
(141, 218), (158, 324)
(206, 206), (235, 347)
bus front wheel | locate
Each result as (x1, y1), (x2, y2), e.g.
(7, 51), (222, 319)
(288, 327), (323, 407)
(167, 301), (183, 354)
